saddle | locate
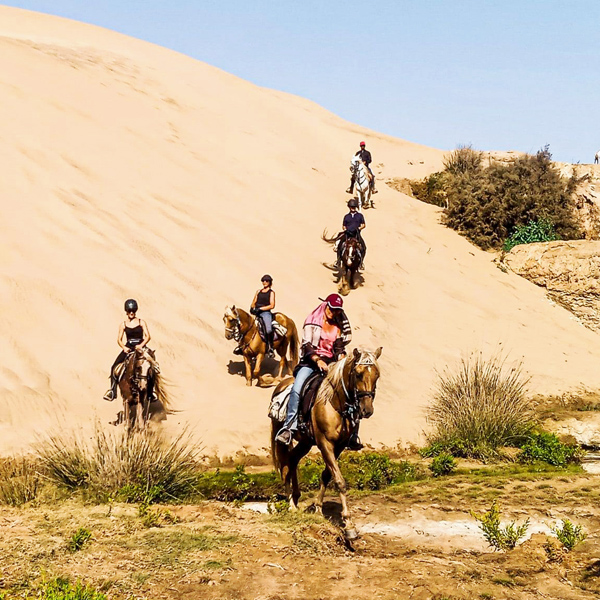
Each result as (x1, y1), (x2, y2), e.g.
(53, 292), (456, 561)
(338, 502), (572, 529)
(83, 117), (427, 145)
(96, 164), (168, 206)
(256, 314), (287, 343)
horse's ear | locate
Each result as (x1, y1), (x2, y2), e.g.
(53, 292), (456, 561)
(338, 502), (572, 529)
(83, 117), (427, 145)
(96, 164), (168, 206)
(353, 347), (360, 360)
(374, 346), (383, 359)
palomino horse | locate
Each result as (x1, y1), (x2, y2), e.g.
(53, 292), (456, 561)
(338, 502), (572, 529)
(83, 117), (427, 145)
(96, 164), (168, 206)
(224, 307), (299, 386)
(118, 348), (169, 431)
(270, 347), (382, 539)
(322, 231), (363, 294)
(350, 156), (373, 210)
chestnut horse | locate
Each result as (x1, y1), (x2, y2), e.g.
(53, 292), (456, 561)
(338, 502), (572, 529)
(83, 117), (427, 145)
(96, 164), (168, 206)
(322, 231), (363, 294)
(270, 347), (382, 539)
(118, 348), (169, 431)
(224, 306), (299, 386)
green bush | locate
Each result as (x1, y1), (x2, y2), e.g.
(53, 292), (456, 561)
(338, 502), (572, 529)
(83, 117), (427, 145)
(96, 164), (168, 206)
(518, 432), (582, 467)
(429, 452), (456, 477)
(503, 218), (560, 252)
(425, 354), (534, 459)
(8, 578), (108, 600)
(411, 146), (581, 250)
(67, 528), (92, 553)
(472, 500), (529, 551)
(551, 519), (587, 551)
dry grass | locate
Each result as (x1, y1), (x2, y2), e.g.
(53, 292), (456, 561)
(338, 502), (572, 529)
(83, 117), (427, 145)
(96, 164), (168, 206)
(426, 354), (535, 458)
(0, 456), (40, 506)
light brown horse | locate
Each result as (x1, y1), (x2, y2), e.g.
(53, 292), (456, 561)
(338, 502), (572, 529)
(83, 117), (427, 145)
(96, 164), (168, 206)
(118, 348), (170, 431)
(224, 306), (299, 386)
(270, 347), (382, 539)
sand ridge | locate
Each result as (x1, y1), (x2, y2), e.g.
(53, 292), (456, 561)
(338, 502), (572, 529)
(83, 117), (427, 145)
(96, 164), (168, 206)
(1, 6), (600, 457)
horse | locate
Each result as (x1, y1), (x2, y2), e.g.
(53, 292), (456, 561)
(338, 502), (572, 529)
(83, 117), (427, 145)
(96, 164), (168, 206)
(224, 306), (299, 386)
(118, 348), (169, 432)
(350, 156), (373, 210)
(321, 230), (363, 295)
(270, 347), (382, 539)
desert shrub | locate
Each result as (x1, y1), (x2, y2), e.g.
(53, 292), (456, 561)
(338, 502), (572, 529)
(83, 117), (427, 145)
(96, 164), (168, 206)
(37, 425), (199, 503)
(412, 146), (581, 250)
(503, 217), (560, 252)
(425, 354), (534, 459)
(67, 528), (92, 553)
(429, 452), (456, 477)
(0, 457), (40, 506)
(340, 452), (419, 490)
(472, 500), (529, 551)
(10, 578), (108, 600)
(551, 519), (587, 551)
(518, 432), (582, 467)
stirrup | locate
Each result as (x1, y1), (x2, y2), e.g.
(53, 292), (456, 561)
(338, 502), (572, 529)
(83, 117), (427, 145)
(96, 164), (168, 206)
(233, 346), (244, 356)
(103, 389), (115, 402)
(275, 429), (293, 445)
(346, 188), (353, 194)
(347, 435), (364, 451)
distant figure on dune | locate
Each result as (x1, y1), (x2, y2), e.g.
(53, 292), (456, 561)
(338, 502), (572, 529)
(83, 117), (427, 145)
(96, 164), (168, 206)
(347, 141), (377, 195)
(595, 151), (600, 164)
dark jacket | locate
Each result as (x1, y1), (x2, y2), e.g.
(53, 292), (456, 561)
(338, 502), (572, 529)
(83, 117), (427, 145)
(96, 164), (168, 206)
(355, 149), (372, 166)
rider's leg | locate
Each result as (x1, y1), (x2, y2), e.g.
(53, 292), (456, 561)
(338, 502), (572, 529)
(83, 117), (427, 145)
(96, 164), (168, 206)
(104, 351), (128, 401)
(368, 167), (377, 193)
(336, 236), (345, 266)
(261, 311), (274, 357)
(275, 365), (314, 444)
(346, 175), (355, 194)
(358, 232), (366, 270)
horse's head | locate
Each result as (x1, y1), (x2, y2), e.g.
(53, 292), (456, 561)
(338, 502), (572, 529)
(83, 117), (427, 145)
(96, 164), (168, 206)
(133, 348), (153, 394)
(343, 236), (360, 267)
(351, 347), (382, 418)
(224, 305), (241, 341)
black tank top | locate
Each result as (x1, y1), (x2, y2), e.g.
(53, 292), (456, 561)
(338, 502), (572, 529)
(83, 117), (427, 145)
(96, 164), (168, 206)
(124, 323), (144, 349)
(256, 289), (272, 311)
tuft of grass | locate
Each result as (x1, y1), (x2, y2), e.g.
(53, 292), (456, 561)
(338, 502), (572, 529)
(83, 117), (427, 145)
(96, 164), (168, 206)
(471, 500), (529, 551)
(425, 354), (534, 459)
(518, 432), (582, 467)
(0, 457), (40, 506)
(67, 527), (92, 553)
(37, 424), (199, 503)
(551, 519), (587, 551)
(9, 577), (108, 600)
(429, 452), (456, 477)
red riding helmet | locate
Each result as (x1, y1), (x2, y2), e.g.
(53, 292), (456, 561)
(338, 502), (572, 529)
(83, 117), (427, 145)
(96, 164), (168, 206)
(323, 293), (343, 310)
(359, 141), (366, 147)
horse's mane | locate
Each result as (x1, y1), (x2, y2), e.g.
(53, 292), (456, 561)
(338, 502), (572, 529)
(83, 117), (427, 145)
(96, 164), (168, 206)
(316, 349), (380, 408)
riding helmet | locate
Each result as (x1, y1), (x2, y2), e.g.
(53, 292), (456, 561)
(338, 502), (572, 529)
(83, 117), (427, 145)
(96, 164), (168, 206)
(360, 141), (366, 147)
(348, 198), (359, 208)
(124, 298), (138, 313)
(261, 274), (273, 283)
(323, 293), (343, 310)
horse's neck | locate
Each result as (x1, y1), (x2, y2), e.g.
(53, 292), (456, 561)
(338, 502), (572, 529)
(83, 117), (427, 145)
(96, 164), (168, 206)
(330, 359), (353, 413)
(237, 310), (255, 335)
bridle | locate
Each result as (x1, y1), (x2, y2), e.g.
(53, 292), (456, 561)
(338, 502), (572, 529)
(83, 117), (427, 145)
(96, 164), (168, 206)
(225, 308), (244, 342)
(338, 353), (378, 417)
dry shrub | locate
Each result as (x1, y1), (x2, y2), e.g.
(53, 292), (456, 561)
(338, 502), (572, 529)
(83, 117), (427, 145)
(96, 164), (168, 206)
(426, 354), (535, 458)
(37, 424), (200, 503)
(0, 456), (40, 506)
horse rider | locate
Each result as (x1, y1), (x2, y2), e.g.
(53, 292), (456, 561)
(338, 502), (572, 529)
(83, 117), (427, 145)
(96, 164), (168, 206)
(346, 141), (377, 195)
(251, 274), (276, 358)
(337, 198), (367, 270)
(595, 150), (600, 164)
(275, 293), (363, 450)
(103, 299), (155, 402)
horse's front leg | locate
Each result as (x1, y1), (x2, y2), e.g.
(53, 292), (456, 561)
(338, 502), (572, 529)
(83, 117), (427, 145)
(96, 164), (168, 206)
(288, 441), (311, 510)
(253, 352), (264, 386)
(314, 465), (332, 515)
(243, 354), (253, 386)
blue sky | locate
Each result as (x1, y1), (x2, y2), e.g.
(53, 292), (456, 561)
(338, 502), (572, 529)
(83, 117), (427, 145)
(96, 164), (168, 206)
(5, 1), (600, 163)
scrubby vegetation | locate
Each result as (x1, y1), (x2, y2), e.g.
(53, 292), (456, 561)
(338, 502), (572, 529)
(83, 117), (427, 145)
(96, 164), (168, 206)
(0, 456), (40, 506)
(0, 578), (107, 600)
(411, 146), (581, 250)
(552, 519), (587, 551)
(424, 354), (534, 459)
(472, 500), (530, 551)
(518, 432), (583, 467)
(429, 452), (456, 477)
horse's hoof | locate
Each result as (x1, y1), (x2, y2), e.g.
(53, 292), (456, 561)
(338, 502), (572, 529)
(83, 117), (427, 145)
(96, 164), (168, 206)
(344, 527), (359, 541)
(245, 381), (252, 387)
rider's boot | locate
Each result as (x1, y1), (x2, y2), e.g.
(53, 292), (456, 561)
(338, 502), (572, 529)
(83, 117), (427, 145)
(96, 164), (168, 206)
(346, 178), (355, 194)
(148, 376), (157, 403)
(371, 181), (378, 194)
(266, 332), (275, 358)
(233, 345), (244, 356)
(103, 374), (118, 402)
(347, 424), (364, 451)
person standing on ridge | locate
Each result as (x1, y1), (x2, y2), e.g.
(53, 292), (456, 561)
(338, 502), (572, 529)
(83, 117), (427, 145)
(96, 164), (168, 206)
(347, 141), (377, 195)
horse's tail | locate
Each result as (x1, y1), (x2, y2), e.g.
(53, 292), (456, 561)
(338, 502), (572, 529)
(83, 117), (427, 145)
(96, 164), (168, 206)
(288, 319), (299, 369)
(154, 371), (174, 414)
(321, 229), (340, 245)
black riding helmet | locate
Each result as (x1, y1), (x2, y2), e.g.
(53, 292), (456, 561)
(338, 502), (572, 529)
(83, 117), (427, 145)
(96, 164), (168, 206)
(348, 198), (359, 208)
(124, 298), (138, 313)
(261, 274), (273, 283)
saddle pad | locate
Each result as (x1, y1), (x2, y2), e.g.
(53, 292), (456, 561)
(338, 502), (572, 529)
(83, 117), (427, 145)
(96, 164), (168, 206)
(256, 316), (286, 342)
(272, 320), (287, 337)
(268, 383), (293, 422)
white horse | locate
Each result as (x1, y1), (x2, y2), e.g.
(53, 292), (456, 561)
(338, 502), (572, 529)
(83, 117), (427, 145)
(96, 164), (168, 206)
(350, 156), (372, 210)
(595, 150), (600, 164)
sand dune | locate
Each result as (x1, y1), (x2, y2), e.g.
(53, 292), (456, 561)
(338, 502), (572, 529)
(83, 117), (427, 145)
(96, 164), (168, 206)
(1, 6), (600, 457)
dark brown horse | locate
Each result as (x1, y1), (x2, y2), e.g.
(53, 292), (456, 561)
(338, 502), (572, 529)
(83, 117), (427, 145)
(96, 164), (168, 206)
(270, 347), (382, 539)
(322, 231), (362, 294)
(118, 348), (169, 431)
(224, 306), (299, 386)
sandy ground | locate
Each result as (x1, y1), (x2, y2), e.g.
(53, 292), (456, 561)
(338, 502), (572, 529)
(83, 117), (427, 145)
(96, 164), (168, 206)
(2, 7), (600, 457)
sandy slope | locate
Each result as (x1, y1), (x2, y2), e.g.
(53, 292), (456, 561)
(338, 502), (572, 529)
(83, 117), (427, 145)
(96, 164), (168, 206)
(1, 7), (600, 457)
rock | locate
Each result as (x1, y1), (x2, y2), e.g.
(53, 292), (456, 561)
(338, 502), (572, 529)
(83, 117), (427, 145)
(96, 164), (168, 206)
(503, 240), (600, 332)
